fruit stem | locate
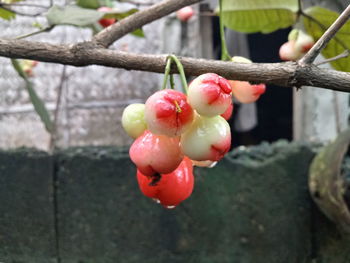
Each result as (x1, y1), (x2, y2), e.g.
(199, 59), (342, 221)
(174, 100), (182, 113)
(170, 74), (175, 89)
(162, 56), (173, 90)
(169, 54), (189, 94)
(219, 0), (231, 61)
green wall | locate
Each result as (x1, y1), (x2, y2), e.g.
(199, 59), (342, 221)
(0, 141), (348, 263)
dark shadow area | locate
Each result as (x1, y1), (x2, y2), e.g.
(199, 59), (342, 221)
(212, 17), (293, 147)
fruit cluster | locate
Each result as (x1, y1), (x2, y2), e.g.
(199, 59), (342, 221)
(279, 29), (314, 61)
(122, 61), (266, 208)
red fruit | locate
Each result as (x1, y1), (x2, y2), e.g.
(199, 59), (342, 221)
(129, 130), (183, 176)
(229, 80), (266, 104)
(137, 157), (194, 207)
(176, 6), (194, 22)
(188, 73), (232, 117)
(220, 102), (234, 120)
(144, 89), (194, 137)
(98, 7), (116, 28)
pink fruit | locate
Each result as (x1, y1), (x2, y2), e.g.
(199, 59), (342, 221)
(144, 89), (194, 137)
(230, 81), (266, 104)
(98, 7), (116, 28)
(21, 60), (38, 77)
(180, 114), (231, 161)
(129, 130), (183, 176)
(220, 102), (233, 120)
(136, 157), (194, 207)
(295, 30), (314, 53)
(176, 6), (194, 22)
(188, 73), (232, 117)
(279, 40), (302, 61)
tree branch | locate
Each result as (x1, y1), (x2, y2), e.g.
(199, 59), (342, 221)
(92, 0), (202, 47)
(1, 38), (350, 92)
(300, 4), (350, 65)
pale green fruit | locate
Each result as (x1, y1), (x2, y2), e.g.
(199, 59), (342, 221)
(181, 114), (231, 161)
(122, 103), (147, 139)
(288, 28), (299, 41)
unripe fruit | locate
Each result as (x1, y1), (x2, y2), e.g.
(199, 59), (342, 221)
(181, 114), (231, 161)
(188, 73), (232, 117)
(121, 103), (147, 139)
(144, 89), (194, 137)
(129, 130), (183, 176)
(137, 157), (194, 208)
(98, 7), (116, 28)
(230, 81), (266, 104)
(176, 6), (194, 22)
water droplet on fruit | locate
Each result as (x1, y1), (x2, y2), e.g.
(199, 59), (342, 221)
(164, 205), (176, 209)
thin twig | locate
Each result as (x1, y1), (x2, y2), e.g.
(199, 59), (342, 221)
(300, 4), (350, 65)
(15, 26), (54, 40)
(315, 50), (349, 66)
(92, 0), (202, 47)
(49, 65), (67, 152)
(301, 12), (348, 50)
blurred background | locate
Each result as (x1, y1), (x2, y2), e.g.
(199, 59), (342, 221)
(0, 0), (349, 151)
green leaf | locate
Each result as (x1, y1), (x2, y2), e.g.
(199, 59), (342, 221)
(76, 0), (100, 9)
(46, 5), (104, 27)
(221, 0), (298, 33)
(303, 6), (350, 72)
(131, 28), (144, 38)
(11, 59), (54, 133)
(0, 7), (15, 20)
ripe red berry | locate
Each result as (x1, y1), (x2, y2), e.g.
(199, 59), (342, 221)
(129, 130), (183, 176)
(136, 157), (194, 208)
(144, 89), (194, 137)
(98, 7), (116, 28)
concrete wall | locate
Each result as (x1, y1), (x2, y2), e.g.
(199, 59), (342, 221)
(0, 142), (349, 263)
(0, 0), (201, 150)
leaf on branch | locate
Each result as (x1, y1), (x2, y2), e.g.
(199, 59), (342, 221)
(11, 59), (54, 134)
(76, 0), (100, 9)
(221, 0), (298, 33)
(303, 7), (350, 72)
(46, 4), (144, 37)
(0, 7), (16, 20)
(46, 5), (104, 27)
